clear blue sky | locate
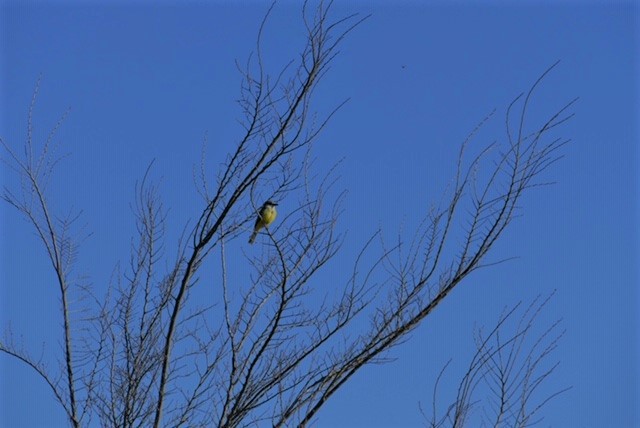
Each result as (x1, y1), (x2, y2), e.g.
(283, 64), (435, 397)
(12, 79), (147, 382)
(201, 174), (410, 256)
(1, 1), (638, 427)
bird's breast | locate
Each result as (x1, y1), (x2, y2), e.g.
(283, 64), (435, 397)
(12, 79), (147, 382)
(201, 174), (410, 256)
(263, 208), (277, 225)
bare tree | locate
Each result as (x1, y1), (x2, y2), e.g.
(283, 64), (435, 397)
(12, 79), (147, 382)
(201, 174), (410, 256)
(424, 292), (569, 428)
(1, 2), (576, 427)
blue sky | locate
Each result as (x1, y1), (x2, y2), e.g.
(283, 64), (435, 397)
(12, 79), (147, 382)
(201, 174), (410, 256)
(1, 1), (638, 427)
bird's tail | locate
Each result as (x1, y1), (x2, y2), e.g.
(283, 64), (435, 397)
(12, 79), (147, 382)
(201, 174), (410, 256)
(248, 230), (258, 244)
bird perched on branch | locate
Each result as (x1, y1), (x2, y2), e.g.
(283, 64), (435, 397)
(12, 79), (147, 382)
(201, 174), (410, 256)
(248, 200), (278, 244)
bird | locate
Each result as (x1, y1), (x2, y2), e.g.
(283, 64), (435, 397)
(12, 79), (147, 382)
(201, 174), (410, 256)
(248, 200), (278, 244)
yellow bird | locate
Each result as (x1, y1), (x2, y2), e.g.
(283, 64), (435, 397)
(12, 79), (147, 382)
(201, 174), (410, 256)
(248, 200), (278, 244)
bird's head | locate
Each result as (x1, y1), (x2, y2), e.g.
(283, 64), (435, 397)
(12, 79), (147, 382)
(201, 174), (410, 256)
(264, 200), (278, 207)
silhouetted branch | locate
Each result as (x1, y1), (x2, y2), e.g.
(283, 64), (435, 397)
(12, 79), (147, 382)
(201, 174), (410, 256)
(426, 292), (568, 428)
